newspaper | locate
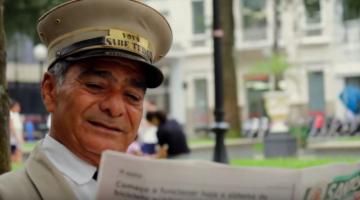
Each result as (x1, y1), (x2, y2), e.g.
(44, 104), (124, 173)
(96, 150), (360, 200)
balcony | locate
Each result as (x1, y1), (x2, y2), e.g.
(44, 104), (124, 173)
(243, 26), (267, 41)
(236, 25), (271, 51)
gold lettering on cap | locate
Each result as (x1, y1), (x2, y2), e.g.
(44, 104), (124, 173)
(105, 29), (153, 62)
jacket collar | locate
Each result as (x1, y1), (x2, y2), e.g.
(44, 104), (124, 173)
(25, 141), (77, 199)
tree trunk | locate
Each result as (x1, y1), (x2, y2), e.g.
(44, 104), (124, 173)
(0, 0), (10, 174)
(220, 0), (241, 134)
(273, 0), (280, 54)
(273, 0), (281, 90)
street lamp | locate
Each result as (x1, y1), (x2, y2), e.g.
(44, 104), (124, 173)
(212, 0), (229, 163)
(33, 43), (47, 81)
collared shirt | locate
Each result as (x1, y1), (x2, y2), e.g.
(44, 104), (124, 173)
(42, 135), (98, 200)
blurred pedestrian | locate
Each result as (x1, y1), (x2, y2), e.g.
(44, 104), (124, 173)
(146, 111), (190, 159)
(24, 120), (35, 141)
(126, 136), (168, 159)
(139, 100), (159, 154)
(126, 136), (145, 156)
(9, 99), (24, 163)
(138, 119), (158, 154)
(310, 114), (324, 137)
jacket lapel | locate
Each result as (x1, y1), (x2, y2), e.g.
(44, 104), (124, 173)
(25, 141), (77, 199)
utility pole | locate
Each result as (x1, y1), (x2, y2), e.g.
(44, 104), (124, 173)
(212, 0), (229, 164)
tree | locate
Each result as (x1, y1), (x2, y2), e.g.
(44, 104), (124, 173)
(250, 0), (288, 91)
(0, 0), (66, 174)
(343, 0), (360, 21)
(250, 54), (289, 90)
(4, 0), (66, 42)
(0, 0), (10, 174)
(220, 0), (241, 135)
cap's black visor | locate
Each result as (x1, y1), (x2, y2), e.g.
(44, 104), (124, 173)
(50, 48), (164, 88)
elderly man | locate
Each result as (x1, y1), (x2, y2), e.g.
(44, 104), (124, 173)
(0, 0), (172, 199)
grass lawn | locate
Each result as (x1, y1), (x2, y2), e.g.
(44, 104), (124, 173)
(334, 136), (360, 142)
(188, 137), (246, 146)
(11, 162), (24, 171)
(10, 141), (38, 171)
(15, 138), (360, 170)
(12, 156), (360, 171)
(231, 157), (360, 169)
(22, 141), (38, 153)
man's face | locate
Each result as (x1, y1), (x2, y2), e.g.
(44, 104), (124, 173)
(42, 58), (146, 166)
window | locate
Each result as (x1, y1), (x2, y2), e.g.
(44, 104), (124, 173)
(340, 0), (360, 46)
(241, 0), (267, 41)
(308, 71), (325, 113)
(192, 0), (205, 34)
(194, 79), (209, 127)
(304, 0), (321, 24)
(302, 0), (323, 37)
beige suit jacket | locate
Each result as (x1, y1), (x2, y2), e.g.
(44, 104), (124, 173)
(0, 141), (77, 200)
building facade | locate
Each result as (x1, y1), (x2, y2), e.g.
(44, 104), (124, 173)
(144, 0), (360, 136)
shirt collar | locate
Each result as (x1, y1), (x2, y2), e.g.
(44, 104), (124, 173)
(42, 134), (97, 185)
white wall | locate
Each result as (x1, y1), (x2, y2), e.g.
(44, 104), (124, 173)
(6, 62), (43, 83)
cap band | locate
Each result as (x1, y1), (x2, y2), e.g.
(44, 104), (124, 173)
(56, 37), (104, 58)
(56, 29), (153, 63)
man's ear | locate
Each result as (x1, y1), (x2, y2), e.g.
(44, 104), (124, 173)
(41, 72), (57, 113)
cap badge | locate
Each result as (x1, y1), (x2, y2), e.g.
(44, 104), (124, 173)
(105, 29), (153, 62)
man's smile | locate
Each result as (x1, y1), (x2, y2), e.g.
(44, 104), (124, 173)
(87, 120), (123, 133)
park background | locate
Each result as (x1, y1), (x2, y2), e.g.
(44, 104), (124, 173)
(1, 0), (360, 171)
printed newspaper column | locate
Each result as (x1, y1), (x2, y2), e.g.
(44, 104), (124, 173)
(96, 150), (299, 200)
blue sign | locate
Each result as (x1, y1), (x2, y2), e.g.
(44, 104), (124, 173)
(339, 85), (360, 114)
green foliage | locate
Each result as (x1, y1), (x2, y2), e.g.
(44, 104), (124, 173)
(4, 0), (66, 42)
(290, 126), (309, 148)
(343, 0), (360, 21)
(250, 54), (289, 76)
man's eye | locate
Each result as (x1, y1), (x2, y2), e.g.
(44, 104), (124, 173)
(126, 93), (141, 102)
(85, 83), (105, 91)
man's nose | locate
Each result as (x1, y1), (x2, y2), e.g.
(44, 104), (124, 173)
(99, 94), (125, 117)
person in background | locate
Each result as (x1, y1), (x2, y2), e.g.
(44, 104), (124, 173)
(310, 113), (324, 136)
(146, 110), (190, 159)
(0, 0), (172, 199)
(24, 119), (35, 141)
(126, 135), (168, 159)
(137, 100), (159, 154)
(9, 99), (24, 163)
(138, 119), (159, 155)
